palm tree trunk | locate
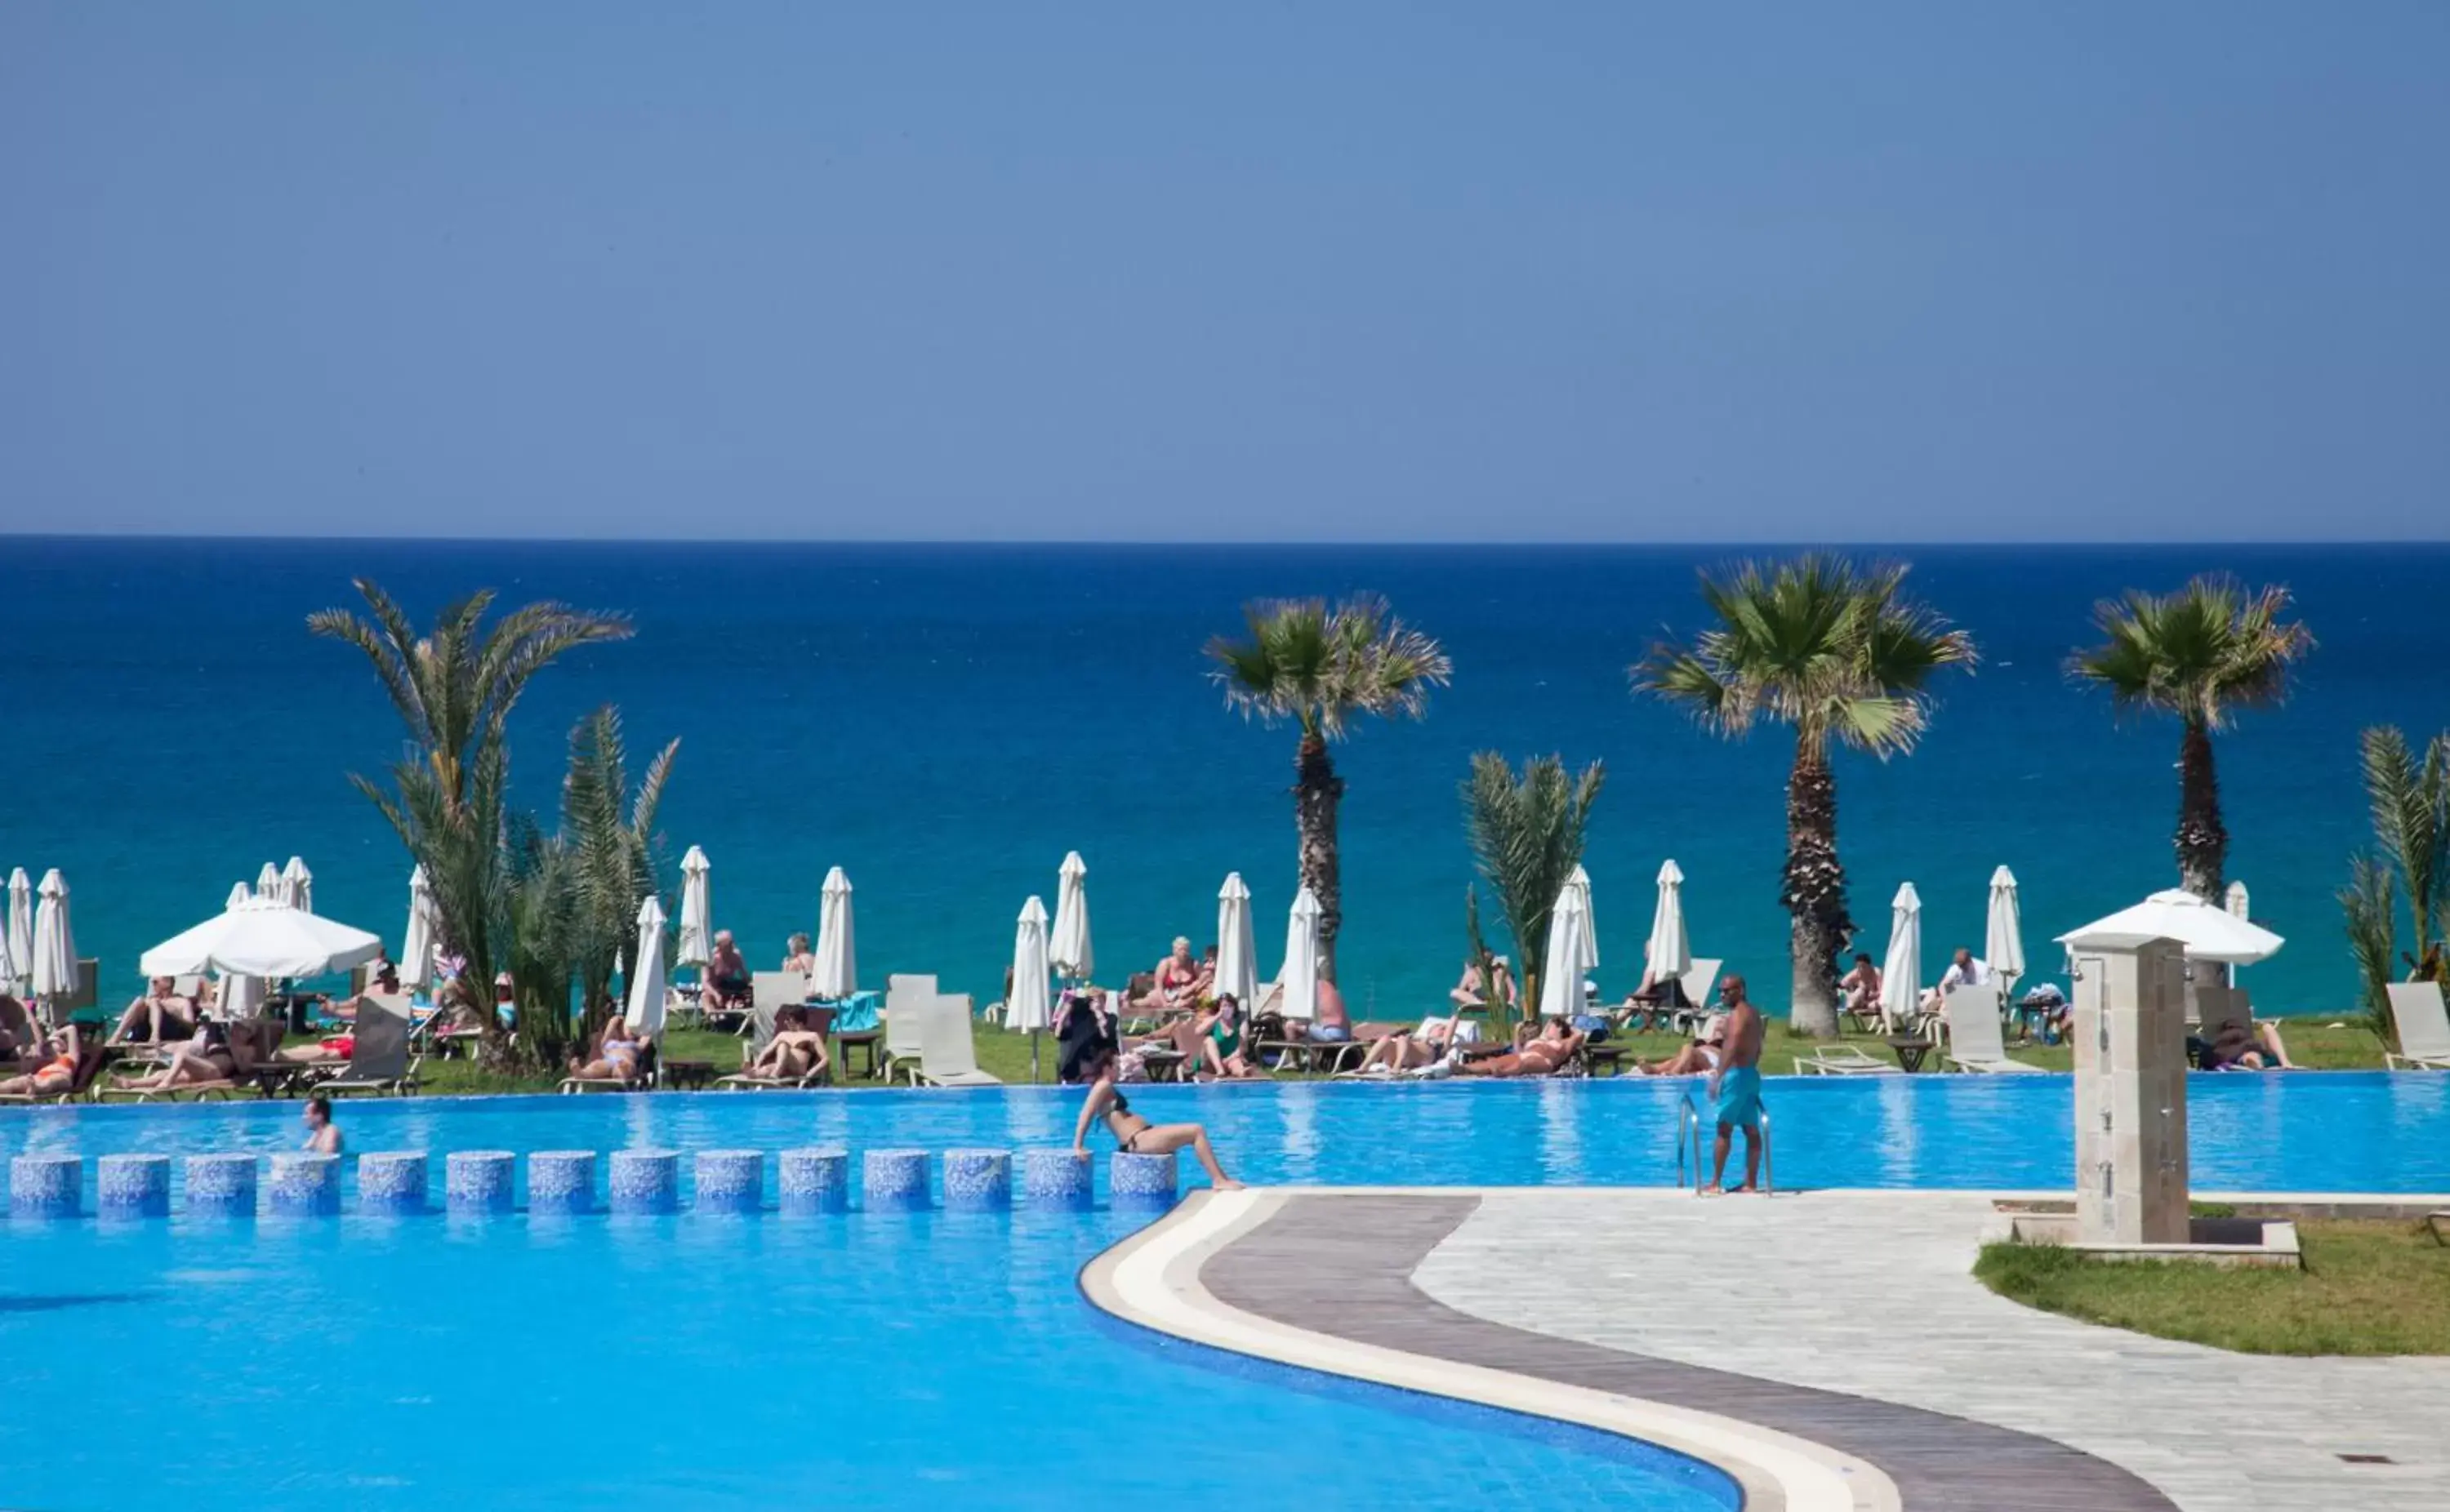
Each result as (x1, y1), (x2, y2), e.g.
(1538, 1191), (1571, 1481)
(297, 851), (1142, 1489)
(2175, 718), (2227, 902)
(1293, 731), (1345, 983)
(1781, 741), (1848, 1038)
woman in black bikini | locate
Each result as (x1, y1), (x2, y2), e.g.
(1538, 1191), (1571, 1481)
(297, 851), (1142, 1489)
(1069, 1046), (1244, 1190)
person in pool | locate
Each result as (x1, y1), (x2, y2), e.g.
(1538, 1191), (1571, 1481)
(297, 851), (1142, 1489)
(1070, 1046), (1244, 1190)
(301, 1095), (342, 1154)
(1703, 975), (1766, 1194)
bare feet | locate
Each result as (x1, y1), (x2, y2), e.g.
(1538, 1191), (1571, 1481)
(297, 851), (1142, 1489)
(1698, 1182), (1725, 1196)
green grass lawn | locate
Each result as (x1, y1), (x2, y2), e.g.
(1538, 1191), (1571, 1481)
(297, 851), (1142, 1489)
(1975, 1220), (2450, 1355)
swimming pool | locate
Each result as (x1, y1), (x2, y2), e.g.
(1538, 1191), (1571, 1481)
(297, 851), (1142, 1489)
(4, 1072), (2445, 1194)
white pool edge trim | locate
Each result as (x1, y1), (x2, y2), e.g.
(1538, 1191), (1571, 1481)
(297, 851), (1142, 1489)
(1084, 1189), (1902, 1512)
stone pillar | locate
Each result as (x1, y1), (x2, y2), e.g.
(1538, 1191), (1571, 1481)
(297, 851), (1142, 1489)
(359, 1153), (429, 1215)
(779, 1147), (849, 1215)
(186, 1154), (258, 1216)
(1022, 1148), (1093, 1210)
(99, 1154), (172, 1219)
(268, 1154), (341, 1216)
(9, 1153), (82, 1219)
(528, 1151), (598, 1215)
(863, 1148), (931, 1211)
(695, 1150), (764, 1214)
(2070, 938), (2190, 1245)
(1111, 1150), (1179, 1209)
(944, 1149), (1012, 1210)
(447, 1150), (516, 1216)
(610, 1149), (679, 1214)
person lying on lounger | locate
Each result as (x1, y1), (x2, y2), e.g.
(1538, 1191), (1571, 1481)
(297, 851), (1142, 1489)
(744, 1007), (830, 1081)
(112, 977), (196, 1046)
(1356, 1008), (1469, 1074)
(1634, 1016), (1726, 1077)
(1458, 1017), (1587, 1078)
(568, 1015), (648, 1082)
(1450, 955), (1517, 1012)
(1071, 1045), (1243, 1190)
(0, 1025), (88, 1097)
(115, 1017), (238, 1092)
(2199, 1020), (2294, 1071)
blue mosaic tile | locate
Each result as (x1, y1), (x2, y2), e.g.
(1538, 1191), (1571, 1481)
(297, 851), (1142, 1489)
(267, 1153), (340, 1216)
(446, 1150), (515, 1215)
(97, 1154), (171, 1219)
(694, 1149), (764, 1214)
(943, 1148), (1012, 1210)
(610, 1149), (679, 1214)
(9, 1153), (81, 1219)
(528, 1150), (597, 1215)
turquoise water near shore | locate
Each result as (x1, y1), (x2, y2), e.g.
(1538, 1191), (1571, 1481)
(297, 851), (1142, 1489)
(3, 538), (2441, 1020)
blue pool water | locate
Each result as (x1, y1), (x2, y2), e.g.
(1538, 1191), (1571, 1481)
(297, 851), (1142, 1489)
(6, 1074), (2447, 1196)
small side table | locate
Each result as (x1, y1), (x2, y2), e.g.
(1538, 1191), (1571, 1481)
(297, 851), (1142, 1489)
(660, 1058), (716, 1092)
(835, 1029), (882, 1080)
(1883, 1035), (1936, 1073)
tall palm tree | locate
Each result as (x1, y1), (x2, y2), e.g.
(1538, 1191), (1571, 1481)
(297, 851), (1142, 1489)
(1635, 556), (1975, 1038)
(2067, 575), (2312, 901)
(1206, 594), (1451, 982)
(311, 580), (631, 1062)
(561, 705), (679, 1043)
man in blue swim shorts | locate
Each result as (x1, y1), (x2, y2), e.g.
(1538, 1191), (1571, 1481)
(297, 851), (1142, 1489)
(1704, 974), (1766, 1194)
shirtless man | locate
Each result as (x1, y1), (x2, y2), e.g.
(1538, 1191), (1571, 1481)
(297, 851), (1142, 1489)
(1703, 975), (1766, 1194)
(113, 977), (195, 1046)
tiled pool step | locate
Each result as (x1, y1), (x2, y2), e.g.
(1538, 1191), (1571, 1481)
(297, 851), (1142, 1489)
(3, 1144), (1178, 1218)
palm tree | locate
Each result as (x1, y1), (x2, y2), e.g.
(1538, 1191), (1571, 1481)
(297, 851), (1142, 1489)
(1463, 753), (1605, 1029)
(2068, 576), (2312, 901)
(560, 705), (679, 1044)
(1206, 594), (1451, 982)
(1635, 556), (1975, 1038)
(311, 581), (631, 1062)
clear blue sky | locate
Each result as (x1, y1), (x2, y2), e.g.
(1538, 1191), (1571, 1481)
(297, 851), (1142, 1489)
(4, 2), (2444, 541)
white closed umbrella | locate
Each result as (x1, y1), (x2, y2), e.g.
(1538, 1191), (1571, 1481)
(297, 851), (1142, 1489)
(283, 856), (314, 914)
(1644, 859), (1691, 988)
(257, 862), (285, 905)
(1565, 863), (1599, 976)
(1214, 873), (1258, 1008)
(1985, 866), (2026, 991)
(625, 895), (670, 1036)
(30, 869), (76, 1018)
(1279, 887), (1321, 1022)
(227, 882), (252, 909)
(1539, 885), (1592, 1020)
(2056, 887), (2284, 965)
(676, 846), (713, 969)
(140, 896), (384, 980)
(6, 868), (31, 994)
(1050, 851), (1094, 981)
(1880, 882), (1923, 1034)
(813, 866), (857, 999)
(1010, 895), (1053, 1082)
(401, 865), (439, 991)
(2225, 880), (2251, 984)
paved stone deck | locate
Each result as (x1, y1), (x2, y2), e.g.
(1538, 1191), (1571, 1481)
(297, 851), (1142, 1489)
(1410, 1190), (2450, 1511)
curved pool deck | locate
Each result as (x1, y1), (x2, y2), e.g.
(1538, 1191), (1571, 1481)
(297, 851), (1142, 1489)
(1089, 1188), (2450, 1512)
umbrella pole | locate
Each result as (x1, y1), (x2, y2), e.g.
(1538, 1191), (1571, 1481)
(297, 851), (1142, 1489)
(1031, 1028), (1041, 1085)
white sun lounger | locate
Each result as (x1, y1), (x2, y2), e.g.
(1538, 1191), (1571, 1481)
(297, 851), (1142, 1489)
(880, 975), (935, 1086)
(1794, 1044), (1897, 1075)
(914, 993), (1001, 1087)
(2385, 981), (2450, 1071)
(1940, 985), (2038, 1074)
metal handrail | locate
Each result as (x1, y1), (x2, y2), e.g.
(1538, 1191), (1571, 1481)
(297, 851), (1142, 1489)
(1675, 1090), (1775, 1194)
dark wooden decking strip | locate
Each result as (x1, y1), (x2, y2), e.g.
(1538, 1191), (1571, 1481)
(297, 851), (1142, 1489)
(1202, 1194), (2178, 1512)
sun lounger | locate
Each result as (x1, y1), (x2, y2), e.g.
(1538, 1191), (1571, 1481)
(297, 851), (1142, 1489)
(2193, 981), (2252, 1039)
(748, 972), (812, 1034)
(2384, 981), (2450, 1071)
(1940, 985), (2039, 1073)
(316, 995), (422, 1096)
(912, 992), (1001, 1087)
(880, 975), (935, 1086)
(1794, 1044), (1898, 1075)
(1660, 958), (1723, 1034)
(9, 1047), (116, 1103)
(717, 1007), (836, 1090)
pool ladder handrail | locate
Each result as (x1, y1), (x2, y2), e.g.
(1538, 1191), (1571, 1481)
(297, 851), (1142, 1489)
(1675, 1094), (1774, 1194)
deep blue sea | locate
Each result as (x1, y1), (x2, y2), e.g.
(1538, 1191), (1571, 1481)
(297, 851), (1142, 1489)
(3, 539), (2440, 1021)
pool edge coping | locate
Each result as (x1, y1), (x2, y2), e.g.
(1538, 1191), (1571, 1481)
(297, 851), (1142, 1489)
(1081, 1188), (1900, 1512)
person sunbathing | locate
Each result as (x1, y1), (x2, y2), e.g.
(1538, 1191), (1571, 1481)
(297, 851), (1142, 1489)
(116, 1019), (238, 1092)
(2202, 1020), (2294, 1070)
(1450, 955), (1517, 1012)
(744, 1007), (830, 1081)
(1144, 937), (1205, 1012)
(1071, 1045), (1244, 1190)
(1838, 954), (1882, 1021)
(1356, 1009), (1468, 1074)
(1459, 1017), (1586, 1078)
(1635, 1016), (1726, 1077)
(0, 1026), (88, 1097)
(112, 977), (196, 1046)
(568, 1015), (648, 1082)
(782, 932), (817, 975)
(702, 932), (752, 1017)
(1192, 993), (1258, 1078)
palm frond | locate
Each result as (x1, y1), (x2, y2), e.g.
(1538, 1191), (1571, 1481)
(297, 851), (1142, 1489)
(1462, 752), (1605, 1006)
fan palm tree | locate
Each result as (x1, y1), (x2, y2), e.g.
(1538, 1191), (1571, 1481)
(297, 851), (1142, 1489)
(1463, 753), (1605, 1029)
(1635, 556), (1976, 1038)
(2067, 576), (2312, 902)
(1206, 594), (1451, 982)
(311, 580), (631, 1062)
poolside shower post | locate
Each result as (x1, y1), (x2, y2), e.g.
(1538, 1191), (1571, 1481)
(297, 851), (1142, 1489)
(2067, 937), (2189, 1245)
